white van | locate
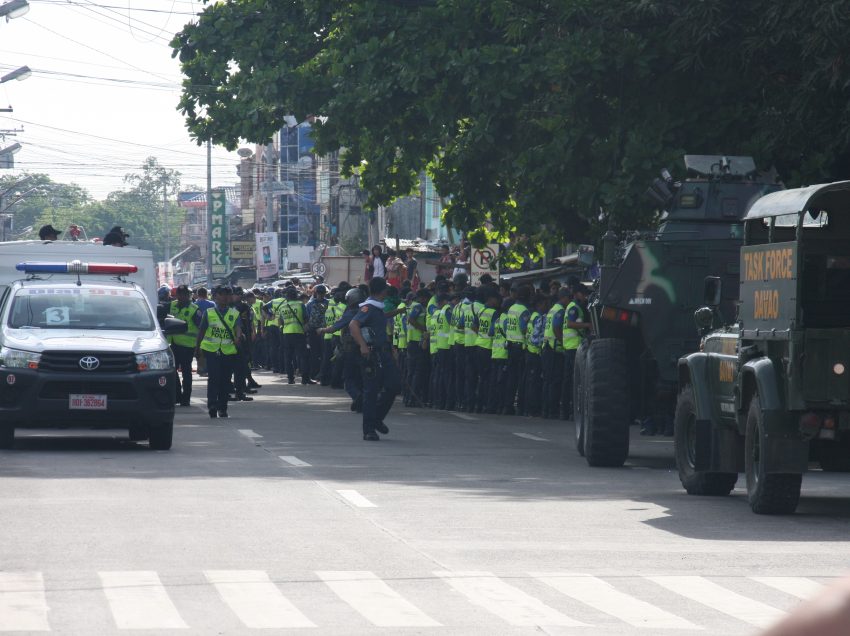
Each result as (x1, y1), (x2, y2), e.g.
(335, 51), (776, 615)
(0, 244), (184, 450)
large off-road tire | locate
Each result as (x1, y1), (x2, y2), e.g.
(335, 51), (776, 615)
(745, 395), (801, 514)
(674, 385), (737, 495)
(573, 343), (588, 457)
(583, 338), (630, 467)
(149, 421), (173, 451)
(0, 424), (14, 449)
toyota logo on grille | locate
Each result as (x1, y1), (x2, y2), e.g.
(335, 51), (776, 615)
(79, 356), (100, 371)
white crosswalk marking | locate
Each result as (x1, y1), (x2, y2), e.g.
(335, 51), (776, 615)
(205, 570), (315, 628)
(751, 576), (824, 600)
(535, 573), (699, 630)
(648, 575), (785, 628)
(318, 571), (440, 627)
(279, 455), (311, 467)
(0, 572), (49, 632)
(99, 571), (188, 630)
(336, 489), (377, 508)
(436, 571), (587, 627)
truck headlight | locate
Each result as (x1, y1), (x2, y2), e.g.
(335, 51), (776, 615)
(136, 349), (174, 371)
(0, 346), (41, 369)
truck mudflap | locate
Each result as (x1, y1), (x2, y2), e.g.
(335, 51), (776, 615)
(761, 409), (809, 474)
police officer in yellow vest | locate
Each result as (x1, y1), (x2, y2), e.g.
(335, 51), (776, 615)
(473, 288), (500, 413)
(562, 284), (592, 419)
(523, 292), (549, 417)
(277, 286), (315, 385)
(195, 285), (242, 419)
(169, 284), (201, 406)
(405, 288), (430, 407)
(542, 286), (571, 418)
(503, 285), (532, 415)
(488, 301), (512, 414)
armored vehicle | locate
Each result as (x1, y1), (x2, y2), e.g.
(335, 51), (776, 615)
(574, 155), (782, 466)
(675, 181), (850, 514)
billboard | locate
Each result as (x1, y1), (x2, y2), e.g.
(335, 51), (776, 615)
(256, 232), (279, 279)
(210, 189), (229, 276)
(231, 241), (254, 260)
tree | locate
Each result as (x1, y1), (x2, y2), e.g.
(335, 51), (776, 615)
(0, 173), (90, 235)
(172, 0), (850, 257)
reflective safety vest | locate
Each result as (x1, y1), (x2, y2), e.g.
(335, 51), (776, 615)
(505, 303), (528, 343)
(526, 311), (542, 355)
(436, 305), (452, 350)
(475, 307), (496, 350)
(407, 302), (424, 342)
(451, 300), (466, 345)
(278, 300), (306, 334)
(426, 295), (439, 330)
(563, 301), (585, 350)
(269, 298), (285, 327)
(200, 306), (239, 355)
(324, 299), (338, 340)
(168, 300), (199, 348)
(491, 313), (509, 360)
(251, 300), (263, 330)
(428, 305), (441, 354)
(394, 302), (407, 348)
(544, 302), (565, 352)
(464, 301), (481, 347)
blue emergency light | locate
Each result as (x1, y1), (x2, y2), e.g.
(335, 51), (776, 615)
(16, 261), (138, 275)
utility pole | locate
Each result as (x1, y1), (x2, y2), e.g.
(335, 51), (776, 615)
(162, 175), (169, 262)
(206, 139), (213, 286)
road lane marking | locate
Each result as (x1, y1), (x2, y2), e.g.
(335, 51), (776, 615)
(99, 571), (187, 629)
(279, 455), (312, 467)
(238, 429), (262, 439)
(337, 489), (377, 508)
(534, 573), (698, 630)
(751, 577), (824, 600)
(513, 433), (549, 442)
(450, 412), (477, 421)
(647, 576), (784, 628)
(318, 571), (439, 627)
(204, 570), (315, 628)
(435, 571), (586, 627)
(0, 572), (49, 632)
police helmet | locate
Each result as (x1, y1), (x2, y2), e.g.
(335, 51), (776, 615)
(345, 287), (365, 307)
(157, 285), (170, 302)
(284, 286), (299, 300)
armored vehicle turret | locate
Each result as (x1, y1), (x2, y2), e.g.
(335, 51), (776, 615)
(574, 155), (782, 467)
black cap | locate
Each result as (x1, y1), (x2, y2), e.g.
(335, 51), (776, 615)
(175, 284), (191, 294)
(38, 224), (62, 240)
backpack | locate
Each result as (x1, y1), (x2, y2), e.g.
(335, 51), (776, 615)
(307, 299), (328, 330)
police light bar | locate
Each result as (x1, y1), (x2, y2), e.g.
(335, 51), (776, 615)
(16, 261), (138, 275)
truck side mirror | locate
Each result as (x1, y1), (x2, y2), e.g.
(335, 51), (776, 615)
(694, 307), (714, 331)
(703, 276), (721, 308)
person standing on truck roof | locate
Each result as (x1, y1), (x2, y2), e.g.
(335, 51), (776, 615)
(195, 285), (242, 419)
(38, 224), (61, 241)
(169, 285), (201, 407)
(102, 226), (129, 247)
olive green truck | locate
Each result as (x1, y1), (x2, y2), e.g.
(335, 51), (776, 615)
(675, 181), (850, 514)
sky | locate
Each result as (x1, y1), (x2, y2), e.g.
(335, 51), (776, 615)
(0, 0), (243, 199)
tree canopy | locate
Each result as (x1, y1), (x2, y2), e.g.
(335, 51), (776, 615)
(172, 0), (850, 253)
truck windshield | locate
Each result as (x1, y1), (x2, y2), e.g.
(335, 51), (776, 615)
(8, 289), (155, 331)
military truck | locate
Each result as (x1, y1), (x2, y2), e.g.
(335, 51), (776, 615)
(574, 155), (782, 467)
(675, 181), (850, 514)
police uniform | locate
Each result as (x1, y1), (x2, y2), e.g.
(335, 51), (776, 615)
(451, 298), (467, 409)
(561, 299), (586, 419)
(488, 311), (510, 413)
(352, 298), (401, 439)
(277, 292), (311, 384)
(405, 298), (428, 407)
(199, 305), (240, 417)
(168, 299), (200, 405)
(462, 298), (481, 413)
(326, 303), (363, 408)
(473, 304), (497, 412)
(435, 302), (455, 410)
(264, 295), (284, 373)
(523, 309), (545, 417)
(504, 301), (531, 415)
(542, 297), (567, 418)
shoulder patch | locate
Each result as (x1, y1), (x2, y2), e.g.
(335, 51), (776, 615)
(360, 306), (370, 313)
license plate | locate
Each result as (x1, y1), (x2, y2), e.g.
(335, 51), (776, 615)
(69, 394), (107, 410)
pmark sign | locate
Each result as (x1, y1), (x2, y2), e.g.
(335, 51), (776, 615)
(471, 244), (499, 285)
(210, 189), (229, 276)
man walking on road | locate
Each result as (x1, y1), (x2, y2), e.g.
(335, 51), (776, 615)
(349, 277), (401, 441)
(195, 286), (242, 419)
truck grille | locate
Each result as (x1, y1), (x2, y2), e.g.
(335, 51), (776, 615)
(39, 381), (137, 400)
(39, 351), (136, 373)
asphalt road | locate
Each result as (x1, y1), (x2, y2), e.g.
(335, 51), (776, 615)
(1, 370), (848, 635)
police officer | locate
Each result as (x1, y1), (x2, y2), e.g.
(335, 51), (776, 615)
(473, 287), (500, 413)
(349, 277), (402, 441)
(169, 284), (201, 406)
(504, 285), (532, 415)
(195, 286), (242, 418)
(523, 292), (548, 417)
(562, 284), (592, 419)
(542, 286), (571, 418)
(278, 286), (314, 385)
(405, 289), (430, 407)
(263, 290), (284, 373)
(320, 286), (364, 411)
(488, 300), (512, 413)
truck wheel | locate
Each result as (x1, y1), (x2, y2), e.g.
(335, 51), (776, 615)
(583, 338), (630, 467)
(149, 421), (173, 451)
(573, 343), (588, 457)
(674, 385), (737, 495)
(0, 424), (14, 449)
(745, 395), (801, 514)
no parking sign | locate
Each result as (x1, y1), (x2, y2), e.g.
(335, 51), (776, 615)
(471, 244), (499, 285)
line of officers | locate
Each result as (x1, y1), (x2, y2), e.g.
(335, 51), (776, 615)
(163, 273), (593, 426)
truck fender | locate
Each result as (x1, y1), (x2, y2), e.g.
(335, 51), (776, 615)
(678, 353), (713, 421)
(739, 357), (807, 474)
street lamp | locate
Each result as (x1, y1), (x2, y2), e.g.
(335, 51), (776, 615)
(0, 142), (21, 169)
(0, 66), (30, 84)
(0, 0), (29, 20)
